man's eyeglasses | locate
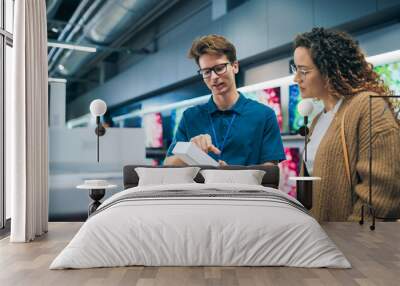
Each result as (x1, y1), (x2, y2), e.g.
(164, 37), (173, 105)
(198, 63), (231, 79)
(290, 64), (312, 81)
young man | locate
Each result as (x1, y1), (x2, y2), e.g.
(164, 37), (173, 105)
(164, 34), (285, 166)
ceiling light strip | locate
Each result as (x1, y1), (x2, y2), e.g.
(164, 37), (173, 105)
(47, 41), (97, 53)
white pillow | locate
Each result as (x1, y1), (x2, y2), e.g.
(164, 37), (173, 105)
(200, 169), (266, 185)
(135, 167), (200, 186)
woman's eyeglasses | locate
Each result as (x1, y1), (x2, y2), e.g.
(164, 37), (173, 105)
(198, 63), (231, 79)
(290, 64), (312, 81)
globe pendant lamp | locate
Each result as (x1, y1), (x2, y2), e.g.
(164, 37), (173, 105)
(89, 99), (107, 162)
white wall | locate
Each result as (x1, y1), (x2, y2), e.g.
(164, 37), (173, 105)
(49, 81), (66, 127)
(245, 57), (292, 86)
(357, 23), (400, 56)
(49, 128), (146, 171)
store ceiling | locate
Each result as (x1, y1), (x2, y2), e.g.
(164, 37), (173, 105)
(46, 0), (181, 102)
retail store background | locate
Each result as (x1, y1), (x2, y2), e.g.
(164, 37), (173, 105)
(42, 0), (400, 220)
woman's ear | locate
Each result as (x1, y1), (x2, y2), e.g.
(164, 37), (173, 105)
(323, 76), (332, 91)
(323, 77), (341, 100)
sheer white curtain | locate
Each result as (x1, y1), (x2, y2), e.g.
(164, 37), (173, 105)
(9, 0), (48, 242)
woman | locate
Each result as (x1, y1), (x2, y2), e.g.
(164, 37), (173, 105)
(292, 27), (400, 221)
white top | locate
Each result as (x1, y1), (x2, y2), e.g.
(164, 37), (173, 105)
(77, 184), (117, 190)
(304, 98), (343, 175)
(289, 176), (321, 181)
(77, 179), (117, 190)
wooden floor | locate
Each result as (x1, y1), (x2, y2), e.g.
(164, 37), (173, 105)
(0, 222), (399, 286)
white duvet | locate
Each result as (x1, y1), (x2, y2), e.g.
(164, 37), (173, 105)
(50, 183), (351, 269)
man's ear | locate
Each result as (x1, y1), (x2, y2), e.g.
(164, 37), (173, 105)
(233, 61), (239, 74)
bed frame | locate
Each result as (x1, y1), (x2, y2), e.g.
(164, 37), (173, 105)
(123, 165), (280, 189)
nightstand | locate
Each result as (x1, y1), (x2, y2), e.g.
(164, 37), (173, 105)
(289, 176), (321, 210)
(77, 180), (117, 216)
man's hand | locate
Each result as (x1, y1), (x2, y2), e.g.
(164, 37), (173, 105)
(218, 160), (228, 166)
(164, 155), (186, 166)
(262, 161), (279, 166)
(190, 134), (221, 155)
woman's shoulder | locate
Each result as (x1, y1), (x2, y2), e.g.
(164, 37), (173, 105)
(347, 90), (378, 104)
(349, 90), (393, 110)
(344, 91), (389, 118)
(347, 91), (399, 131)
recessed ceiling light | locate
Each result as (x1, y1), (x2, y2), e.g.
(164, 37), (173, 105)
(51, 27), (59, 33)
(58, 64), (65, 71)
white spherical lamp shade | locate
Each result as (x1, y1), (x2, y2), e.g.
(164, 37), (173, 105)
(90, 99), (107, 117)
(297, 99), (314, 117)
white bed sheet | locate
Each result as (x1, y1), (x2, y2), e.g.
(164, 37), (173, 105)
(50, 183), (351, 269)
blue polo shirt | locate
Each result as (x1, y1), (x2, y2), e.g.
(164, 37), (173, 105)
(166, 93), (286, 165)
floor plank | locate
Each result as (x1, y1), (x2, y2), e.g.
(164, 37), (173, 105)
(0, 222), (399, 286)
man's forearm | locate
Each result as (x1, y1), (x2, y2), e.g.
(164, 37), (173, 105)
(261, 160), (279, 166)
(164, 155), (187, 166)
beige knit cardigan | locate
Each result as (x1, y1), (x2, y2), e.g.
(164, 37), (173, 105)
(301, 92), (400, 221)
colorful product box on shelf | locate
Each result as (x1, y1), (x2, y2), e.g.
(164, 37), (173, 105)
(241, 87), (283, 132)
(143, 112), (163, 148)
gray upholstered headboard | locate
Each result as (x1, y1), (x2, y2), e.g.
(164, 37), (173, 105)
(123, 165), (280, 189)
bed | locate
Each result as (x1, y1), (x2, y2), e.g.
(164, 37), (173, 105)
(50, 165), (350, 269)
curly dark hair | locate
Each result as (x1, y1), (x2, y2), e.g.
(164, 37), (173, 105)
(293, 27), (392, 99)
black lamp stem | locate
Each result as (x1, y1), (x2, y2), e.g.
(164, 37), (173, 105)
(304, 116), (308, 163)
(96, 116), (100, 162)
